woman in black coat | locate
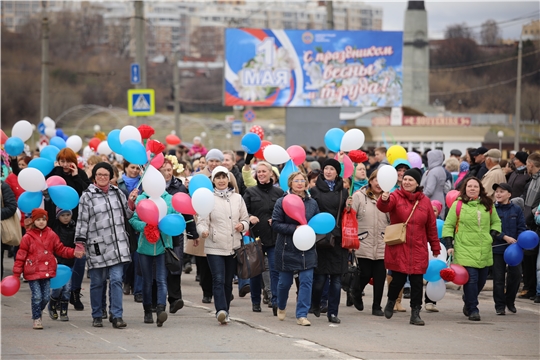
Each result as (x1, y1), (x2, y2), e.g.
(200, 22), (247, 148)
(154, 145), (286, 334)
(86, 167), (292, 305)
(309, 158), (351, 324)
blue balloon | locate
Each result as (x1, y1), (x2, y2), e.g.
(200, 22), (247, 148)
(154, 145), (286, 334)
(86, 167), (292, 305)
(56, 129), (65, 137)
(436, 219), (444, 239)
(62, 134), (68, 141)
(107, 129), (123, 154)
(158, 214), (186, 236)
(241, 133), (262, 154)
(38, 122), (46, 135)
(18, 191), (43, 214)
(243, 235), (253, 244)
(40, 145), (60, 162)
(424, 259), (447, 282)
(4, 137), (24, 156)
(50, 264), (72, 289)
(504, 243), (524, 266)
(279, 159), (298, 191)
(121, 140), (147, 165)
(50, 136), (66, 149)
(517, 230), (539, 250)
(308, 212), (336, 234)
(324, 128), (345, 153)
(28, 158), (54, 176)
(48, 185), (79, 210)
(188, 174), (214, 196)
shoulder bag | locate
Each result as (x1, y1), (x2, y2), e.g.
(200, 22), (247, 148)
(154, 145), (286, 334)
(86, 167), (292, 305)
(1, 188), (22, 246)
(160, 236), (182, 273)
(316, 191), (344, 249)
(383, 200), (419, 246)
(235, 230), (265, 280)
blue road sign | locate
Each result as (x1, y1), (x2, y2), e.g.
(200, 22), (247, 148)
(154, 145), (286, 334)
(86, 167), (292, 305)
(131, 63), (141, 85)
(127, 89), (155, 116)
(232, 120), (243, 136)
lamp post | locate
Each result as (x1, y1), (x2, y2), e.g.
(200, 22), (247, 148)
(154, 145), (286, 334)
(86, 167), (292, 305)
(497, 130), (504, 153)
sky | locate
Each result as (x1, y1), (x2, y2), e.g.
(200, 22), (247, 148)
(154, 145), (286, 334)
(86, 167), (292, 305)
(363, 0), (539, 40)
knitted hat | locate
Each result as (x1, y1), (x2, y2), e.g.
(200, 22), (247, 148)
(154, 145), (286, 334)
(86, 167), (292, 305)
(403, 168), (422, 185)
(431, 200), (443, 215)
(460, 161), (470, 172)
(56, 208), (72, 219)
(323, 158), (341, 175)
(31, 208), (48, 222)
(91, 162), (114, 180)
(206, 149), (224, 162)
(514, 151), (529, 165)
(211, 165), (230, 181)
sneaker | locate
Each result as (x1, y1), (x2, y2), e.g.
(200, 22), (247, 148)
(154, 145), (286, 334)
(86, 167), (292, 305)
(252, 303), (261, 312)
(170, 299), (184, 314)
(372, 308), (384, 316)
(183, 263), (192, 274)
(92, 317), (103, 327)
(278, 308), (286, 321)
(33, 318), (43, 330)
(102, 309), (108, 319)
(468, 312), (481, 321)
(202, 296), (212, 304)
(112, 317), (127, 328)
(496, 308), (506, 315)
(297, 317), (311, 326)
(225, 314), (231, 323)
(425, 303), (439, 312)
(217, 310), (228, 325)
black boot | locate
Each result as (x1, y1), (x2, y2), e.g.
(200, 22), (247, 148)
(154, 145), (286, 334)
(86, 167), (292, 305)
(59, 301), (69, 321)
(156, 304), (168, 327)
(143, 304), (154, 324)
(410, 306), (425, 326)
(384, 299), (396, 319)
(70, 289), (84, 311)
(48, 297), (60, 320)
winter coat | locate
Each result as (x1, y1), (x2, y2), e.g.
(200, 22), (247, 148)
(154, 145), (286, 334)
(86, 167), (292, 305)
(13, 227), (75, 280)
(420, 150), (447, 214)
(442, 199), (501, 268)
(4, 173), (24, 200)
(493, 202), (527, 255)
(377, 189), (441, 275)
(523, 170), (540, 230)
(352, 186), (390, 260)
(75, 184), (133, 270)
(1, 182), (17, 220)
(272, 191), (320, 272)
(242, 167), (257, 188)
(188, 144), (208, 157)
(481, 165), (507, 200)
(230, 165), (247, 196)
(44, 198), (76, 267)
(243, 181), (284, 247)
(309, 175), (349, 275)
(476, 162), (488, 180)
(507, 167), (530, 199)
(47, 166), (91, 222)
(197, 189), (250, 256)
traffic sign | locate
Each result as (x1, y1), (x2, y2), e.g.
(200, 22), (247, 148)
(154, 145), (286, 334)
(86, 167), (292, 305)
(127, 89), (155, 116)
(131, 63), (141, 84)
(232, 120), (243, 136)
(243, 109), (256, 123)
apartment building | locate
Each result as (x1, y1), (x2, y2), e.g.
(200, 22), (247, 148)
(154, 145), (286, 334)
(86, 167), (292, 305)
(1, 0), (81, 32)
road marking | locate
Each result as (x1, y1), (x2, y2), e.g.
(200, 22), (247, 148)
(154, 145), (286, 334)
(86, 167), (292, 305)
(100, 337), (111, 343)
(70, 323), (79, 328)
(84, 330), (94, 336)
(294, 339), (359, 359)
(137, 356), (146, 360)
(118, 347), (127, 351)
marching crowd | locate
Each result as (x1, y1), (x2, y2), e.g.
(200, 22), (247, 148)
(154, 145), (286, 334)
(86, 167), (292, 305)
(1, 137), (539, 330)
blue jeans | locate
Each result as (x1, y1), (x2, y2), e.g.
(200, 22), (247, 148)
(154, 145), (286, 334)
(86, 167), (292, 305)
(88, 263), (124, 319)
(71, 255), (86, 290)
(238, 277), (250, 293)
(463, 266), (489, 315)
(51, 276), (72, 302)
(277, 268), (313, 318)
(250, 246), (278, 306)
(29, 279), (50, 319)
(207, 254), (236, 314)
(138, 253), (167, 307)
(312, 273), (342, 317)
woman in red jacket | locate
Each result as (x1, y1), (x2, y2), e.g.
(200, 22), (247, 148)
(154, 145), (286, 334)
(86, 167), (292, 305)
(377, 168), (441, 326)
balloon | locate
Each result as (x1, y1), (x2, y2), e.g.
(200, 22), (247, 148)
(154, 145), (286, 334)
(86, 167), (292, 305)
(340, 153), (353, 178)
(425, 279), (446, 301)
(50, 136), (66, 149)
(11, 120), (33, 141)
(4, 137), (24, 156)
(142, 165), (166, 199)
(188, 174), (214, 196)
(279, 160), (298, 191)
(324, 128), (344, 152)
(65, 135), (83, 153)
(263, 144), (290, 165)
(28, 158), (54, 176)
(122, 140), (148, 165)
(446, 190), (459, 209)
(254, 140), (272, 160)
(243, 235), (252, 245)
(55, 129), (65, 138)
(107, 129), (123, 154)
(386, 145), (408, 166)
(150, 152), (164, 169)
(504, 243), (524, 266)
(450, 264), (469, 285)
(136, 199), (159, 225)
(97, 141), (112, 155)
(50, 265), (72, 289)
(158, 214), (186, 236)
(172, 192), (196, 215)
(43, 116), (55, 129)
(45, 127), (57, 138)
(249, 125), (264, 140)
(241, 133), (262, 154)
(191, 188), (215, 217)
(18, 168), (46, 192)
(282, 194), (307, 225)
(407, 152), (422, 169)
(292, 225), (316, 251)
(120, 125), (142, 144)
(517, 230), (539, 250)
(1, 129), (9, 144)
(151, 196), (168, 221)
(165, 134), (181, 145)
(40, 145), (60, 161)
(377, 165), (398, 192)
(46, 175), (67, 187)
(424, 259), (447, 282)
(48, 185), (79, 210)
(1, 275), (21, 296)
(88, 137), (101, 151)
(287, 145), (306, 166)
(340, 128), (365, 151)
(308, 212), (336, 234)
(436, 219), (444, 239)
(428, 242), (447, 262)
(17, 191), (43, 214)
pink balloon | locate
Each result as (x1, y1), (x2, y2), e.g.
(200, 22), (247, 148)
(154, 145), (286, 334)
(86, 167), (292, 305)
(446, 190), (459, 209)
(287, 145), (306, 166)
(136, 199), (159, 225)
(1, 275), (21, 296)
(46, 176), (67, 187)
(282, 194), (307, 225)
(450, 263), (469, 285)
(407, 152), (423, 169)
(334, 153), (353, 178)
(151, 152), (164, 169)
(172, 192), (196, 215)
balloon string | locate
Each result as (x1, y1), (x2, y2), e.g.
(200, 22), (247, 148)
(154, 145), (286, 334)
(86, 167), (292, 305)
(135, 164), (149, 190)
(349, 163), (357, 197)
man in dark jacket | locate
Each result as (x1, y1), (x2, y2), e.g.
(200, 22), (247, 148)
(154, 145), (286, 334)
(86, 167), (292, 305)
(507, 151), (530, 199)
(474, 147), (489, 179)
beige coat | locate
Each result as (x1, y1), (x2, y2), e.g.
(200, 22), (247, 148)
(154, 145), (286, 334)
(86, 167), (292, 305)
(481, 165), (506, 200)
(351, 187), (390, 260)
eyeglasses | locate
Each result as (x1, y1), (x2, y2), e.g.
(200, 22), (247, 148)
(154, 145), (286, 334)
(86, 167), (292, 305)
(293, 180), (306, 183)
(95, 173), (110, 178)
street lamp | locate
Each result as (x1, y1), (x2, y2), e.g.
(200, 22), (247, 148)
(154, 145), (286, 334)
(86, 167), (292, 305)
(497, 131), (504, 153)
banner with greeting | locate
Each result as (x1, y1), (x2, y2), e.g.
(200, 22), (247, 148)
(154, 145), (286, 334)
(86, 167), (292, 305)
(224, 28), (403, 107)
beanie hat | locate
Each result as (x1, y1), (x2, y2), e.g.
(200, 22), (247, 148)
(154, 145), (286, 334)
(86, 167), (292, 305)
(460, 161), (470, 172)
(206, 149), (224, 162)
(514, 151), (529, 165)
(403, 168), (422, 185)
(323, 158), (341, 175)
(31, 208), (48, 222)
(91, 162), (114, 180)
(431, 200), (443, 215)
(56, 208), (72, 219)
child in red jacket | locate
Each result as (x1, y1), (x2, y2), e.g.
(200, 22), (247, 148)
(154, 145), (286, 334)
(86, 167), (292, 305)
(12, 209), (84, 330)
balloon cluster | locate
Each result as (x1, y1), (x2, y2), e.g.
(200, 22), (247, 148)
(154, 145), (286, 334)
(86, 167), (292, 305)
(504, 230), (539, 266)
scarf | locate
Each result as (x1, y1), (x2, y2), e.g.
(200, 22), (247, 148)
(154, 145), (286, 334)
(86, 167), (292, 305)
(324, 179), (336, 191)
(352, 179), (368, 194)
(122, 174), (140, 193)
(96, 184), (109, 193)
(256, 178), (274, 192)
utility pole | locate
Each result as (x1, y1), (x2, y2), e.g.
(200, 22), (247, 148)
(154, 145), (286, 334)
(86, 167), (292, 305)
(514, 35), (522, 151)
(134, 1), (146, 125)
(173, 52), (181, 137)
(326, 0), (334, 30)
(40, 1), (49, 122)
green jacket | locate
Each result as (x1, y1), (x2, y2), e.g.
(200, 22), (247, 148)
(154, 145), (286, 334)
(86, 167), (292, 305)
(442, 199), (501, 268)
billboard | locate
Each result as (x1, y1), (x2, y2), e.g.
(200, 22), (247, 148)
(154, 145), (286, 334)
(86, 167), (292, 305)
(224, 28), (403, 107)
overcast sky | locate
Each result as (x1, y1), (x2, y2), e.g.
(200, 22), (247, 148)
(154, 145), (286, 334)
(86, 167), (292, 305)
(363, 1), (539, 40)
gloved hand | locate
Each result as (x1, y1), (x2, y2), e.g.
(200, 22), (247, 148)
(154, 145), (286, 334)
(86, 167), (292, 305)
(490, 230), (501, 239)
(443, 237), (454, 249)
(245, 153), (254, 165)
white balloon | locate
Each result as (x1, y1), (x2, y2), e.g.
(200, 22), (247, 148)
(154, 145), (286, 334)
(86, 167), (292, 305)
(44, 127), (57, 138)
(18, 168), (46, 192)
(119, 125), (142, 144)
(425, 279), (446, 301)
(192, 188), (215, 217)
(12, 120), (33, 142)
(66, 135), (83, 153)
(263, 144), (290, 165)
(43, 116), (55, 129)
(377, 165), (398, 192)
(97, 141), (112, 155)
(82, 145), (94, 159)
(151, 196), (168, 221)
(340, 128), (365, 151)
(428, 242), (447, 262)
(142, 165), (166, 199)
(292, 225), (316, 251)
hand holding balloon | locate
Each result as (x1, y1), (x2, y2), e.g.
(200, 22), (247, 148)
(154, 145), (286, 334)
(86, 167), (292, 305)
(504, 235), (517, 244)
(381, 192), (390, 201)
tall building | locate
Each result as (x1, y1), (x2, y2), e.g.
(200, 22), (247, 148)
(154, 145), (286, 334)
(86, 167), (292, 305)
(1, 1), (81, 32)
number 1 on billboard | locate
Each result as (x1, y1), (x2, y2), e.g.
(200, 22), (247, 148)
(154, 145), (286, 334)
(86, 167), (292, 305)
(257, 38), (275, 67)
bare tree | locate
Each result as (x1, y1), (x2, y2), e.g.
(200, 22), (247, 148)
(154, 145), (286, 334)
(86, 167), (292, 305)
(480, 19), (500, 46)
(445, 23), (474, 40)
(190, 26), (224, 59)
(107, 18), (132, 58)
(77, 9), (104, 49)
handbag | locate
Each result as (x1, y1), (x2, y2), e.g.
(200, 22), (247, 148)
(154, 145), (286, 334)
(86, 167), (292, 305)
(1, 188), (22, 246)
(235, 231), (265, 280)
(341, 253), (360, 293)
(341, 208), (359, 250)
(383, 200), (419, 246)
(160, 236), (182, 273)
(316, 191), (344, 249)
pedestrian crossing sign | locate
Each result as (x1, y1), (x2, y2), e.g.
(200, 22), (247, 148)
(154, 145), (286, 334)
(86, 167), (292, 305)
(127, 89), (155, 116)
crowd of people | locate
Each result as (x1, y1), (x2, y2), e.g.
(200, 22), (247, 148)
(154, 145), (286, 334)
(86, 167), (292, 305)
(1, 136), (539, 330)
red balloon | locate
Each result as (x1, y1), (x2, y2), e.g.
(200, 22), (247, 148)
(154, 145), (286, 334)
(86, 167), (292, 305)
(172, 192), (196, 215)
(1, 275), (21, 296)
(165, 134), (181, 145)
(446, 190), (459, 209)
(136, 199), (159, 225)
(287, 145), (306, 166)
(88, 137), (101, 151)
(250, 125), (264, 140)
(254, 140), (272, 160)
(46, 175), (67, 187)
(282, 194), (307, 225)
(0, 129), (8, 145)
(450, 263), (469, 285)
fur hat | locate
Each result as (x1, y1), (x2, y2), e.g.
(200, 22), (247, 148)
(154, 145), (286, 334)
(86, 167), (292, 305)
(322, 158), (341, 175)
(403, 168), (422, 185)
(31, 208), (48, 222)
